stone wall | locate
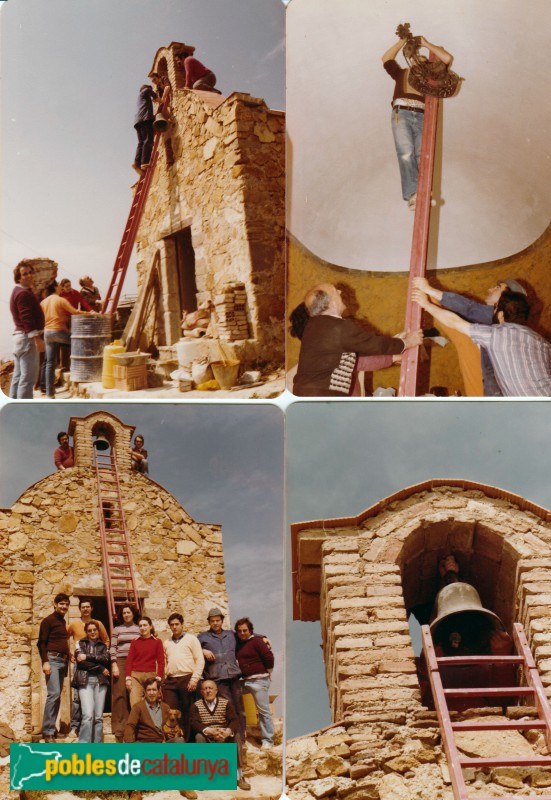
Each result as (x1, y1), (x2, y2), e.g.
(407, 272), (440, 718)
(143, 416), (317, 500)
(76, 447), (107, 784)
(289, 483), (551, 799)
(0, 465), (227, 741)
(134, 43), (285, 367)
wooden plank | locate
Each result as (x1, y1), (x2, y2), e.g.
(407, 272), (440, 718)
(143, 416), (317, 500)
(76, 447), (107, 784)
(398, 89), (439, 397)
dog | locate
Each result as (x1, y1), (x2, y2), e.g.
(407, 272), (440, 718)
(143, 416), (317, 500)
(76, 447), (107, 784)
(162, 708), (184, 741)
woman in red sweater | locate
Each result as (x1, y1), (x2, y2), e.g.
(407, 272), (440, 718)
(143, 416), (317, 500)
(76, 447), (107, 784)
(125, 616), (164, 707)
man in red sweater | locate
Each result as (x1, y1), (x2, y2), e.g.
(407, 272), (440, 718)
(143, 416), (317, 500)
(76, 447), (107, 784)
(175, 52), (220, 93)
(9, 261), (45, 399)
(235, 617), (274, 749)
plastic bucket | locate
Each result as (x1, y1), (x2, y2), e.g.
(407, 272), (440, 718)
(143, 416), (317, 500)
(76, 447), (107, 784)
(210, 359), (240, 390)
(70, 315), (112, 382)
(102, 340), (125, 388)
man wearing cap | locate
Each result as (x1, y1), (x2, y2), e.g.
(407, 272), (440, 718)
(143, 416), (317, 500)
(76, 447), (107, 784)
(413, 276), (531, 396)
(413, 279), (551, 397)
(197, 608), (246, 741)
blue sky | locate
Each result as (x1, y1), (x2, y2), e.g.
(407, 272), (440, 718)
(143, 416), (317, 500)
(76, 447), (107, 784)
(287, 399), (551, 737)
(0, 0), (285, 357)
(0, 401), (284, 706)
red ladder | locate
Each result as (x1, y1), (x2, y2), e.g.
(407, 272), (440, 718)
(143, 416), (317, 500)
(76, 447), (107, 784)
(422, 622), (551, 800)
(101, 95), (170, 317)
(94, 448), (141, 630)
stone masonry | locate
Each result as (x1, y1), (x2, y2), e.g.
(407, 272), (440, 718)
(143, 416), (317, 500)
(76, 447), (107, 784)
(0, 411), (228, 744)
(289, 481), (551, 799)
(134, 42), (285, 368)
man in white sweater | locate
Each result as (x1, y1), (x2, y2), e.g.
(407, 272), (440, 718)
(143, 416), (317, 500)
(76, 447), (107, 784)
(163, 613), (205, 741)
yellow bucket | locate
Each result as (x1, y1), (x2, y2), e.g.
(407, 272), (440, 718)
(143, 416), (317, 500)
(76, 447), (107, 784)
(102, 340), (126, 388)
(210, 360), (240, 390)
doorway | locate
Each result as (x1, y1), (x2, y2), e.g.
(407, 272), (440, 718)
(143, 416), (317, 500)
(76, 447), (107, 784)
(173, 227), (198, 315)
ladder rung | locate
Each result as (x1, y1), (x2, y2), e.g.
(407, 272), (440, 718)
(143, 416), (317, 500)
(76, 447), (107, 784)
(437, 655), (524, 665)
(444, 687), (534, 697)
(473, 796), (551, 800)
(460, 756), (551, 768)
(452, 720), (546, 731)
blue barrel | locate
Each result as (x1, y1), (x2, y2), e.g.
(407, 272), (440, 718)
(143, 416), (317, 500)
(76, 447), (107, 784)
(70, 315), (112, 382)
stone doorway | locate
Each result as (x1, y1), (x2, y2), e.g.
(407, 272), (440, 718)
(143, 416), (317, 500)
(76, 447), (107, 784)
(173, 227), (198, 316)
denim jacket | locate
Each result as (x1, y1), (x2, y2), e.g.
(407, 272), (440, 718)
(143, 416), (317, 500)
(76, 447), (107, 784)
(197, 629), (241, 681)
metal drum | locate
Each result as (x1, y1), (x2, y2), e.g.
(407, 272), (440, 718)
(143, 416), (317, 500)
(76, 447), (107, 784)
(70, 315), (112, 382)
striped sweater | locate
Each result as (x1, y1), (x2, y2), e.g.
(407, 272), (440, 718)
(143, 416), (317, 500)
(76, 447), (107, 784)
(110, 623), (140, 662)
(190, 697), (238, 736)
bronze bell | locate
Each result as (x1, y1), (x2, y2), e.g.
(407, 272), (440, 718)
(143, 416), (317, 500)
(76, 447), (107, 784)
(153, 112), (169, 133)
(430, 581), (502, 645)
(93, 434), (110, 451)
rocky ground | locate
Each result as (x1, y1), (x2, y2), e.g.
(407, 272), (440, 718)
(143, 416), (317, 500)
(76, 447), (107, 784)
(286, 708), (551, 800)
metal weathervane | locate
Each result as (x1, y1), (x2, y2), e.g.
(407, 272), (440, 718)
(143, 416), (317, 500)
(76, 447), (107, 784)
(396, 22), (462, 99)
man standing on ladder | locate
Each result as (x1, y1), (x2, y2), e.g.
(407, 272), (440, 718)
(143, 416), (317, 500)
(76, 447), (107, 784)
(382, 30), (453, 211)
(132, 84), (156, 176)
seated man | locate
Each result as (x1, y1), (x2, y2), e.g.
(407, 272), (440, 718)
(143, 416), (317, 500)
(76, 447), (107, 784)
(124, 678), (196, 800)
(130, 435), (148, 474)
(190, 680), (250, 791)
(54, 431), (74, 470)
(175, 52), (220, 93)
(413, 284), (551, 397)
(292, 283), (422, 397)
(414, 276), (527, 396)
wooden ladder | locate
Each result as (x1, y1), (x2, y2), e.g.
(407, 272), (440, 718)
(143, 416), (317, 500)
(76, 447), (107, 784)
(422, 622), (551, 800)
(101, 95), (170, 317)
(94, 448), (141, 630)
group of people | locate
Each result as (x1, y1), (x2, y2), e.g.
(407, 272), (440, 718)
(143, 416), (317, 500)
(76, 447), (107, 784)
(291, 277), (551, 397)
(9, 261), (102, 399)
(133, 52), (218, 175)
(38, 596), (276, 793)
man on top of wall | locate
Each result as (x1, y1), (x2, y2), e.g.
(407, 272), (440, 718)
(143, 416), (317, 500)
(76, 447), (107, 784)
(175, 52), (220, 94)
(292, 283), (423, 397)
(54, 432), (74, 471)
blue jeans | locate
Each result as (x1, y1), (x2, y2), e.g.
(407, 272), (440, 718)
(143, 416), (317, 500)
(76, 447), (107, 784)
(390, 108), (424, 201)
(42, 654), (68, 736)
(44, 329), (71, 397)
(10, 333), (39, 399)
(78, 675), (107, 742)
(243, 676), (274, 745)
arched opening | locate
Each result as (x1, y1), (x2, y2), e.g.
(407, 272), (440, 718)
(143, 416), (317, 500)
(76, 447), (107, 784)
(91, 421), (115, 453)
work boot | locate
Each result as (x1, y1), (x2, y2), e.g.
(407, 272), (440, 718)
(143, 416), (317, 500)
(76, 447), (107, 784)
(129, 792), (142, 800)
(180, 792), (198, 799)
(237, 777), (251, 791)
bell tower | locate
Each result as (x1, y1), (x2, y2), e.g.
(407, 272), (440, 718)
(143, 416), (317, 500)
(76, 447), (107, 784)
(68, 411), (135, 471)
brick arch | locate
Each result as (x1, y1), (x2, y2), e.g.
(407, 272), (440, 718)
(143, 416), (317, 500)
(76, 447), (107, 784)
(151, 41), (195, 93)
(68, 411), (134, 471)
